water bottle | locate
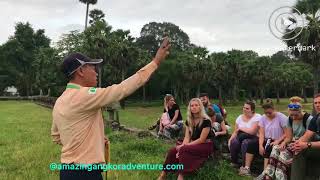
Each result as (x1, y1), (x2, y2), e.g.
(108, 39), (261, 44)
(265, 138), (272, 150)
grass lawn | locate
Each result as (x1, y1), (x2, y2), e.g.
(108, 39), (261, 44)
(0, 101), (60, 180)
(0, 98), (314, 179)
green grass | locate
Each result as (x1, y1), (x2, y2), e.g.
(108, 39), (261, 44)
(0, 101), (60, 180)
(0, 98), (314, 179)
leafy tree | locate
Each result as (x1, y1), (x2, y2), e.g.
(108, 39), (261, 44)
(1, 22), (51, 96)
(89, 9), (106, 25)
(33, 47), (61, 96)
(284, 0), (320, 94)
(56, 30), (85, 57)
(137, 22), (190, 56)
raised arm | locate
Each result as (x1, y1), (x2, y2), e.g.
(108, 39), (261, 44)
(170, 110), (180, 125)
(78, 38), (171, 110)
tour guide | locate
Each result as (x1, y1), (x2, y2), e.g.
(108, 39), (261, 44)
(51, 38), (170, 180)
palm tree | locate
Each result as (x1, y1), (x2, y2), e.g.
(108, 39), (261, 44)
(89, 9), (106, 25)
(79, 0), (98, 29)
(284, 0), (320, 94)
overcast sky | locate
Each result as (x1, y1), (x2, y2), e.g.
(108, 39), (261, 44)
(0, 0), (297, 56)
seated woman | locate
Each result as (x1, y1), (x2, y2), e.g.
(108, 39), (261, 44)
(158, 98), (214, 180)
(158, 94), (183, 138)
(207, 107), (227, 152)
(228, 100), (261, 168)
(240, 103), (288, 177)
(262, 97), (313, 180)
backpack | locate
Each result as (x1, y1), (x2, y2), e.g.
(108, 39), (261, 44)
(217, 104), (225, 117)
(215, 104), (229, 125)
(288, 112), (311, 129)
(212, 104), (223, 116)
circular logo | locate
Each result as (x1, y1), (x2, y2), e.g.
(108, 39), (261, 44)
(268, 6), (305, 40)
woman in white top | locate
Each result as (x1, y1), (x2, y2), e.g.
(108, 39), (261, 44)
(228, 100), (261, 168)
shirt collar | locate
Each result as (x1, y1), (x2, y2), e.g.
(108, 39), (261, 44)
(66, 83), (81, 89)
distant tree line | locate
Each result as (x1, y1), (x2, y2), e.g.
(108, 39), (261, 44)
(0, 0), (319, 105)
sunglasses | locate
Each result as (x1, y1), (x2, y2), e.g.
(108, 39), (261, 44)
(288, 104), (301, 110)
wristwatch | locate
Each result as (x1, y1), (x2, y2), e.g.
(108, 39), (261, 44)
(307, 142), (312, 149)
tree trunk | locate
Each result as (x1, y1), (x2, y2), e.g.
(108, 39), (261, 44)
(196, 85), (200, 98)
(26, 90), (29, 97)
(276, 89), (280, 104)
(186, 90), (190, 103)
(121, 70), (125, 81)
(85, 3), (89, 29)
(25, 83), (30, 97)
(311, 65), (319, 116)
(174, 87), (178, 100)
(30, 84), (33, 96)
(142, 85), (146, 102)
(313, 67), (319, 95)
(171, 83), (174, 96)
(284, 89), (288, 98)
(47, 88), (51, 97)
(248, 89), (252, 101)
(39, 89), (43, 96)
(180, 90), (185, 103)
(301, 88), (307, 103)
(233, 84), (238, 101)
(218, 85), (223, 105)
(260, 88), (264, 105)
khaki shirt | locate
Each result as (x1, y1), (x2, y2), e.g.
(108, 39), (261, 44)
(51, 62), (158, 164)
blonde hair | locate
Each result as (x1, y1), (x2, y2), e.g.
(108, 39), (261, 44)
(290, 96), (302, 103)
(186, 98), (210, 137)
(164, 94), (174, 112)
(288, 96), (303, 112)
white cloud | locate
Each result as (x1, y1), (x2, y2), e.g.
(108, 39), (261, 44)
(0, 0), (298, 55)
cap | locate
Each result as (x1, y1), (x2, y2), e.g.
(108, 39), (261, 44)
(62, 52), (103, 77)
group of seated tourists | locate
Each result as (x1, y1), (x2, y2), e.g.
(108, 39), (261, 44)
(149, 93), (229, 139)
(155, 94), (320, 180)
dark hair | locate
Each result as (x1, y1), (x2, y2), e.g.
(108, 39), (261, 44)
(207, 107), (216, 117)
(262, 103), (274, 110)
(245, 100), (255, 113)
(199, 93), (209, 98)
(265, 98), (273, 104)
(314, 93), (320, 99)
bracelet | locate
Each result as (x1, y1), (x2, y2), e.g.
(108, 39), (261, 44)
(307, 142), (312, 148)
